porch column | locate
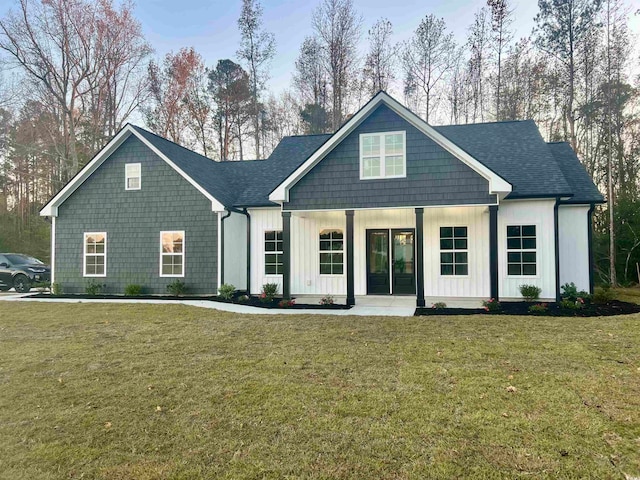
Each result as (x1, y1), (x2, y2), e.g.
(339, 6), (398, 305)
(415, 208), (425, 307)
(489, 205), (499, 301)
(346, 210), (355, 306)
(282, 211), (291, 300)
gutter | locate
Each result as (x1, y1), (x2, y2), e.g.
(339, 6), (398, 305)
(587, 203), (596, 294)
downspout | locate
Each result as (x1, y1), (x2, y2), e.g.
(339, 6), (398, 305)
(587, 203), (596, 295)
(220, 209), (232, 286)
(554, 198), (561, 302)
(242, 208), (251, 294)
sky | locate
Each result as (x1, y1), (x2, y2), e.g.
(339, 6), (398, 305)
(132, 0), (541, 94)
(0, 0), (638, 95)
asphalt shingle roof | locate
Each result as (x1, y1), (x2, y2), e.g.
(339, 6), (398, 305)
(131, 119), (602, 208)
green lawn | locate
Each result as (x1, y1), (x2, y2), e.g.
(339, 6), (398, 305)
(1, 303), (639, 479)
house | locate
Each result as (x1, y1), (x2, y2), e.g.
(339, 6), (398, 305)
(40, 91), (604, 306)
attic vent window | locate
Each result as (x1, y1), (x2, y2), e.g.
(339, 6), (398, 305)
(359, 131), (406, 180)
(125, 163), (141, 190)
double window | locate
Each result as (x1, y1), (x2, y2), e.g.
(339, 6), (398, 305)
(507, 225), (537, 276)
(360, 131), (406, 179)
(125, 163), (141, 190)
(440, 227), (468, 276)
(84, 232), (106, 277)
(319, 229), (344, 275)
(264, 231), (283, 275)
(160, 231), (185, 277)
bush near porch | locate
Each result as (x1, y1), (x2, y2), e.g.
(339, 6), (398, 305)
(0, 302), (639, 479)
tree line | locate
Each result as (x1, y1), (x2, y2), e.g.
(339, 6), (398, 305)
(0, 0), (638, 285)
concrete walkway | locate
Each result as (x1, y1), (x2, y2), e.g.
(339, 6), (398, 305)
(0, 293), (417, 317)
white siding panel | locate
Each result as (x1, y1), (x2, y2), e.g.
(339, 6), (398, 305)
(498, 199), (556, 300)
(249, 208), (283, 294)
(423, 206), (490, 298)
(223, 211), (247, 289)
(558, 205), (590, 292)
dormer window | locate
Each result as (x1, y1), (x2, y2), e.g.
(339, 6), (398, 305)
(359, 131), (406, 180)
(125, 163), (141, 190)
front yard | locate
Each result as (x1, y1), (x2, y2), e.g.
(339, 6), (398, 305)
(0, 302), (639, 479)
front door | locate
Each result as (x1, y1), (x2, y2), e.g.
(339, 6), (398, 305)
(366, 230), (390, 294)
(366, 229), (416, 295)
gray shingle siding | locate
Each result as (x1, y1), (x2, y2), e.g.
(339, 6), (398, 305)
(285, 105), (496, 210)
(55, 135), (218, 294)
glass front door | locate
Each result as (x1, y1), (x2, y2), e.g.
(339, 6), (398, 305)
(366, 229), (416, 295)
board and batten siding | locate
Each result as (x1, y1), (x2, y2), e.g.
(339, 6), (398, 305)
(558, 205), (590, 292)
(423, 206), (490, 298)
(222, 211), (247, 289)
(250, 206), (490, 299)
(498, 199), (557, 300)
(55, 135), (218, 294)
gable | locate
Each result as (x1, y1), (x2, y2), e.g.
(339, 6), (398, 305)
(40, 125), (225, 217)
(285, 104), (497, 210)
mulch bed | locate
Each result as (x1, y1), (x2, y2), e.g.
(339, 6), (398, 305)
(415, 300), (640, 317)
(25, 292), (350, 310)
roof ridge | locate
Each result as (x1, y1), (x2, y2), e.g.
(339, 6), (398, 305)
(130, 124), (216, 163)
(437, 119), (535, 128)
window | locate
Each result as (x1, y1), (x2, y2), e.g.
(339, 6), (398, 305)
(440, 227), (468, 276)
(160, 231), (184, 277)
(319, 229), (344, 275)
(84, 232), (106, 277)
(264, 231), (283, 275)
(360, 131), (406, 179)
(125, 163), (141, 190)
(507, 225), (537, 276)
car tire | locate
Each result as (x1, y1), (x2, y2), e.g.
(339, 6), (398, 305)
(13, 274), (31, 293)
(0, 285), (11, 291)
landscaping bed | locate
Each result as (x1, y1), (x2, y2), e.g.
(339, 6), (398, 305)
(416, 299), (640, 317)
(25, 292), (350, 309)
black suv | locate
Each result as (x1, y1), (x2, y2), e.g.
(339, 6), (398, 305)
(0, 254), (51, 293)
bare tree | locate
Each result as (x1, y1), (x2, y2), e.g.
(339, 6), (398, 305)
(312, 0), (362, 130)
(362, 18), (396, 96)
(467, 8), (490, 122)
(535, 0), (603, 149)
(237, 0), (275, 159)
(403, 14), (456, 123)
(487, 0), (513, 120)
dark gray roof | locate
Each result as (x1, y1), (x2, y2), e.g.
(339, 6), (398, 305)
(130, 119), (602, 208)
(547, 142), (604, 203)
(434, 120), (574, 199)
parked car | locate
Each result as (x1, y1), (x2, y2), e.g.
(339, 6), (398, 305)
(0, 254), (50, 293)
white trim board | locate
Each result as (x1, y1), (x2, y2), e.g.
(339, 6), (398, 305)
(269, 91), (512, 203)
(40, 124), (225, 217)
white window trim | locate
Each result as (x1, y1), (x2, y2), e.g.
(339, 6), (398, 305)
(319, 228), (345, 276)
(439, 226), (469, 278)
(125, 163), (141, 191)
(505, 224), (539, 279)
(83, 232), (107, 278)
(264, 230), (283, 276)
(160, 230), (185, 278)
(359, 131), (406, 180)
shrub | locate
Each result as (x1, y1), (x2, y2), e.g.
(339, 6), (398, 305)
(560, 298), (584, 310)
(260, 283), (278, 303)
(528, 303), (548, 314)
(51, 282), (63, 295)
(560, 282), (592, 302)
(166, 280), (187, 296)
(218, 283), (236, 300)
(125, 284), (143, 296)
(85, 280), (104, 295)
(593, 286), (615, 304)
(482, 298), (501, 312)
(278, 299), (295, 308)
(431, 302), (447, 309)
(33, 281), (51, 293)
(237, 295), (249, 303)
(319, 295), (334, 306)
(519, 284), (541, 302)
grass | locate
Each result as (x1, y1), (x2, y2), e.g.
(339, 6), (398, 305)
(0, 303), (639, 479)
